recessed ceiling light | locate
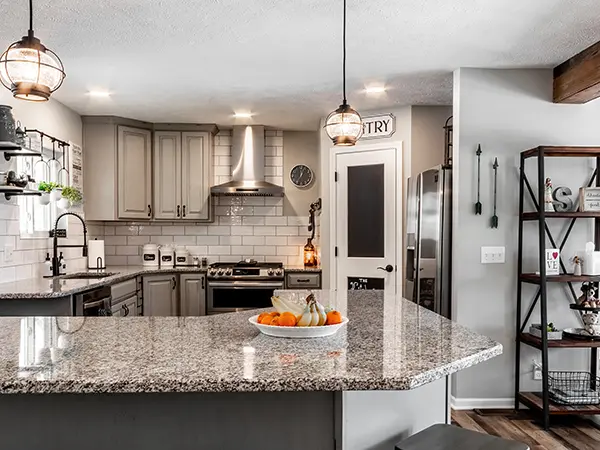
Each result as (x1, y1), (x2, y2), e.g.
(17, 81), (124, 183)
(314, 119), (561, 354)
(365, 86), (386, 94)
(234, 112), (253, 118)
(87, 90), (111, 97)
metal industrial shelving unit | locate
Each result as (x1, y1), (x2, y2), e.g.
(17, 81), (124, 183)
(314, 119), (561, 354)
(515, 146), (600, 430)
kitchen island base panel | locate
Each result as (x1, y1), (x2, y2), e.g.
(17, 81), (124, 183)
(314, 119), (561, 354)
(0, 384), (447, 450)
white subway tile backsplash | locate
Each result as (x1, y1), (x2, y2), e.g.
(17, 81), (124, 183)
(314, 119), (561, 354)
(265, 216), (287, 226)
(265, 176), (284, 186)
(208, 225), (230, 235)
(174, 235), (198, 245)
(106, 256), (128, 266)
(242, 216), (265, 226)
(128, 256), (142, 265)
(137, 225), (162, 236)
(116, 246), (139, 256)
(254, 206), (277, 216)
(265, 156), (283, 167)
(218, 156), (232, 166)
(219, 216), (243, 226)
(231, 245), (253, 255)
(162, 226), (185, 235)
(242, 236), (265, 246)
(104, 245), (116, 256)
(5, 220), (19, 236)
(287, 216), (307, 226)
(150, 235), (176, 245)
(214, 146), (231, 157)
(105, 235), (127, 246)
(254, 226), (276, 236)
(115, 225), (139, 236)
(186, 245), (208, 255)
(196, 235), (220, 245)
(208, 246), (231, 255)
(254, 246), (276, 256)
(287, 236), (307, 246)
(231, 226), (254, 236)
(214, 166), (231, 176)
(127, 235), (150, 246)
(276, 226), (298, 236)
(218, 197), (243, 206)
(265, 197), (284, 207)
(185, 225), (208, 235)
(220, 235), (242, 246)
(242, 197), (265, 206)
(264, 146), (277, 156)
(277, 246), (299, 256)
(265, 136), (283, 147)
(266, 236), (288, 246)
(215, 206), (231, 216)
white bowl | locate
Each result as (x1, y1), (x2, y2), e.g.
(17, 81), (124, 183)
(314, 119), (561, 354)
(249, 315), (349, 339)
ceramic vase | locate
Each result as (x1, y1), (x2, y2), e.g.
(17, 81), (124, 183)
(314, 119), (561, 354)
(38, 193), (50, 205)
(49, 188), (62, 202)
(57, 197), (69, 210)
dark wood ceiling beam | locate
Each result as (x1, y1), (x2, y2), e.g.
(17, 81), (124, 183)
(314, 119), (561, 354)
(554, 41), (600, 103)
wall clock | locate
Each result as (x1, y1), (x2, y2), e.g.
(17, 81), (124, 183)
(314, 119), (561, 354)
(290, 164), (314, 188)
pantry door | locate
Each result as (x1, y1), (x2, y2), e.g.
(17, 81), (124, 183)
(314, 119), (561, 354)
(333, 145), (402, 293)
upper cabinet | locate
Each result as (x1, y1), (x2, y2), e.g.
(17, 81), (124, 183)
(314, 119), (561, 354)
(154, 131), (212, 221)
(83, 117), (216, 221)
(118, 126), (152, 219)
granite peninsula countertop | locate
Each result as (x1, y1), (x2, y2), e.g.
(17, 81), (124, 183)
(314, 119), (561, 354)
(0, 291), (501, 394)
(0, 266), (321, 299)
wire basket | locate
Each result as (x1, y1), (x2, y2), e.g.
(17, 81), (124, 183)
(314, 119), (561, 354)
(548, 371), (600, 405)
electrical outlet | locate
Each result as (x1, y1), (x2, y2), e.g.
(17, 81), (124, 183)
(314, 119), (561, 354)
(3, 245), (14, 263)
(481, 246), (506, 264)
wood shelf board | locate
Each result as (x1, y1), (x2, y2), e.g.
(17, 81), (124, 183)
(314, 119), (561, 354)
(520, 273), (600, 284)
(522, 211), (600, 220)
(522, 146), (600, 158)
(518, 392), (600, 415)
(519, 333), (600, 349)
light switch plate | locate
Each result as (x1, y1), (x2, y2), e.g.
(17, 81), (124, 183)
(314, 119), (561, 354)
(481, 246), (505, 264)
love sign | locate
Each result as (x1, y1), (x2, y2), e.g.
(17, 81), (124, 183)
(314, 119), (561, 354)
(545, 249), (560, 275)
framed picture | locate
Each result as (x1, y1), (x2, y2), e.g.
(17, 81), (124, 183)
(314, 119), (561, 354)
(579, 187), (600, 212)
(545, 249), (560, 275)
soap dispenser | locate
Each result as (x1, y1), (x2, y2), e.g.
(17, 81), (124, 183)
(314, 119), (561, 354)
(44, 253), (52, 276)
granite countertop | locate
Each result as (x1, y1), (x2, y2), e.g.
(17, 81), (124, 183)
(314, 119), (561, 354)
(0, 290), (501, 394)
(0, 266), (208, 299)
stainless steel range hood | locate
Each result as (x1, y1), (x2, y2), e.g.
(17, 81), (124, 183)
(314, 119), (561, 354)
(211, 125), (284, 196)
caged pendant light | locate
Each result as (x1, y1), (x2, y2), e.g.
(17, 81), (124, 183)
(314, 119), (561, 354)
(324, 0), (363, 146)
(0, 0), (66, 102)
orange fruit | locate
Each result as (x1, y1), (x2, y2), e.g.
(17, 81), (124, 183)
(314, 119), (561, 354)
(260, 314), (274, 325)
(270, 316), (280, 326)
(269, 311), (280, 317)
(257, 312), (271, 323)
(326, 311), (343, 325)
(278, 312), (297, 327)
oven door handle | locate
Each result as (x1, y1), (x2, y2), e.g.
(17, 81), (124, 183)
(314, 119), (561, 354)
(83, 298), (108, 309)
(208, 282), (284, 288)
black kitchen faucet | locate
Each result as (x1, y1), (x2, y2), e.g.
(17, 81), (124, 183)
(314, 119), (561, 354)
(52, 212), (87, 276)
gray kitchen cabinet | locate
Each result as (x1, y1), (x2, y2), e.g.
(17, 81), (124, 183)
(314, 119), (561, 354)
(142, 275), (178, 316)
(111, 294), (138, 317)
(153, 131), (181, 219)
(117, 126), (153, 219)
(179, 274), (206, 316)
(153, 130), (212, 221)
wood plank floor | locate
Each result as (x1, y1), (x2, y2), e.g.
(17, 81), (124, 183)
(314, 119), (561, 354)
(452, 410), (600, 450)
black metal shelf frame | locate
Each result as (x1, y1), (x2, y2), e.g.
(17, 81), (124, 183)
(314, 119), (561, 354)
(515, 147), (600, 430)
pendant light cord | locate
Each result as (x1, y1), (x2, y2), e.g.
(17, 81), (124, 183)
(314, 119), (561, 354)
(342, 0), (347, 104)
(28, 0), (34, 34)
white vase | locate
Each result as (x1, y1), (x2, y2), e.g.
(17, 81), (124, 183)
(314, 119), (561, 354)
(38, 193), (50, 205)
(57, 197), (70, 210)
(49, 189), (62, 202)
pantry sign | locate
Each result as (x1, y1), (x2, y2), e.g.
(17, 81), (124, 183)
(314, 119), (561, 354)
(361, 113), (396, 140)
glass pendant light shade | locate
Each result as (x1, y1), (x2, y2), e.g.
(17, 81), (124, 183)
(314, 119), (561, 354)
(325, 101), (363, 146)
(0, 33), (65, 102)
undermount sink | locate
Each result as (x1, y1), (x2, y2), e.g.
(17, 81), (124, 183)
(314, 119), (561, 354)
(60, 272), (119, 280)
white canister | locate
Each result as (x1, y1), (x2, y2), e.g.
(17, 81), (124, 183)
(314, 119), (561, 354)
(160, 245), (175, 267)
(142, 244), (159, 267)
(175, 246), (191, 266)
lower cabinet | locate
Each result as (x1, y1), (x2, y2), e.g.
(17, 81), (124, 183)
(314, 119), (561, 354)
(112, 294), (139, 317)
(142, 275), (178, 316)
(180, 274), (206, 316)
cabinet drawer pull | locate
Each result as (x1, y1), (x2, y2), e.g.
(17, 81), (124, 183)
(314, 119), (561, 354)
(296, 278), (311, 283)
(183, 205), (186, 217)
(172, 276), (177, 290)
(122, 304), (129, 316)
(148, 204), (152, 217)
(177, 205), (181, 217)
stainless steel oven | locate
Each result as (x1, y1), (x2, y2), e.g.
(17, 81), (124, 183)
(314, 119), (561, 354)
(206, 261), (284, 314)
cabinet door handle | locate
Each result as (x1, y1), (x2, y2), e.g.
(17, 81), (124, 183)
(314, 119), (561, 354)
(122, 304), (129, 316)
(148, 204), (152, 217)
(201, 277), (204, 289)
(182, 205), (186, 217)
(172, 276), (177, 290)
(296, 278), (311, 283)
(177, 205), (181, 217)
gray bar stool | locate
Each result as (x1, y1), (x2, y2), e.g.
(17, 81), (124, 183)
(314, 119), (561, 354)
(395, 424), (529, 450)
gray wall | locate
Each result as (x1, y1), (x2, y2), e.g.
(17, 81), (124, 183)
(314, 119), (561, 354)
(452, 68), (600, 402)
(411, 106), (452, 176)
(283, 131), (320, 216)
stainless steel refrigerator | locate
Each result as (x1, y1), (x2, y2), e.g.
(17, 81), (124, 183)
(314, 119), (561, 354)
(404, 165), (452, 318)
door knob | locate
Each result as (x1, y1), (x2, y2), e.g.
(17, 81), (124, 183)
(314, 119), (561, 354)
(377, 265), (394, 273)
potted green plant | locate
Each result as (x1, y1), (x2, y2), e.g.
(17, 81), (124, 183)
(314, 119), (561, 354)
(37, 181), (59, 205)
(59, 186), (82, 209)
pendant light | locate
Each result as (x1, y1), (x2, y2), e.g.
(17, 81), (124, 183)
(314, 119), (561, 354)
(0, 0), (66, 102)
(324, 0), (363, 146)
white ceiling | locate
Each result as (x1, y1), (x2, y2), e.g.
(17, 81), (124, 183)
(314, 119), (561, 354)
(3, 0), (600, 130)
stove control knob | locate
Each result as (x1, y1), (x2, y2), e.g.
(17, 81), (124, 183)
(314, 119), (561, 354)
(225, 268), (233, 276)
(208, 268), (216, 276)
(267, 268), (274, 276)
(275, 268), (283, 276)
(217, 269), (224, 276)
